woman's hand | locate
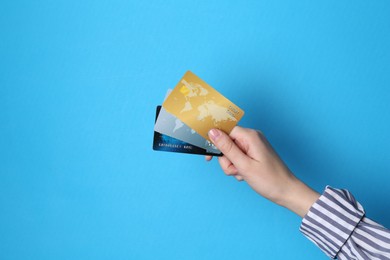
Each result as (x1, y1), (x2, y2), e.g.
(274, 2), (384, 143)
(206, 126), (319, 217)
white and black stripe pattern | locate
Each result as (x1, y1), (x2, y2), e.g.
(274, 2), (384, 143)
(300, 186), (390, 259)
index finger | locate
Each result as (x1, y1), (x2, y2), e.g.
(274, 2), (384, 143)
(208, 128), (250, 169)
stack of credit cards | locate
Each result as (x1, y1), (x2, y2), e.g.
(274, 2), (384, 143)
(153, 71), (245, 156)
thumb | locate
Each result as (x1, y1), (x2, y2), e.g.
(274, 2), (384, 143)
(208, 129), (250, 167)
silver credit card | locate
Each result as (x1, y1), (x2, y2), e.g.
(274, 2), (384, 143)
(154, 90), (221, 155)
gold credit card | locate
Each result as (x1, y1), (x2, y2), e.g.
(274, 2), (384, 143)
(162, 71), (244, 141)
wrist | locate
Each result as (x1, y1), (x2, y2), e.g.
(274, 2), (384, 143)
(278, 177), (320, 218)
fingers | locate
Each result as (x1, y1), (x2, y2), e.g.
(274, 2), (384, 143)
(218, 156), (238, 175)
(218, 155), (244, 181)
(229, 125), (247, 138)
(205, 155), (213, 161)
(207, 154), (244, 181)
(205, 126), (262, 183)
(208, 128), (250, 169)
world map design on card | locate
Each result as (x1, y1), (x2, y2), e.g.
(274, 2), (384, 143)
(162, 71), (245, 141)
(154, 89), (221, 154)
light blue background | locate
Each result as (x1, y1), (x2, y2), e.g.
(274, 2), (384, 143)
(1, 1), (389, 259)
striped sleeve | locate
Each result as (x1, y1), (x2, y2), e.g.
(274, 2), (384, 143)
(299, 186), (390, 259)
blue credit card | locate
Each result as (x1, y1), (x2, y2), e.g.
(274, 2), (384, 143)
(153, 106), (222, 156)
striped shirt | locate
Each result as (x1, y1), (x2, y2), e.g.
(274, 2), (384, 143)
(300, 186), (390, 259)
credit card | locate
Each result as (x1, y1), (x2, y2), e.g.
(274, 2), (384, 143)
(153, 106), (222, 156)
(162, 71), (244, 141)
(154, 90), (221, 155)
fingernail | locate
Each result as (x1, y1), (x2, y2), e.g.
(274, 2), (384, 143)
(208, 129), (220, 141)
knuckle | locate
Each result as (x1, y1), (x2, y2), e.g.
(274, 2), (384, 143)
(224, 167), (235, 175)
(223, 165), (236, 176)
(225, 171), (234, 176)
(223, 168), (233, 175)
(256, 129), (265, 138)
(247, 129), (257, 134)
(243, 129), (257, 139)
(249, 129), (260, 137)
